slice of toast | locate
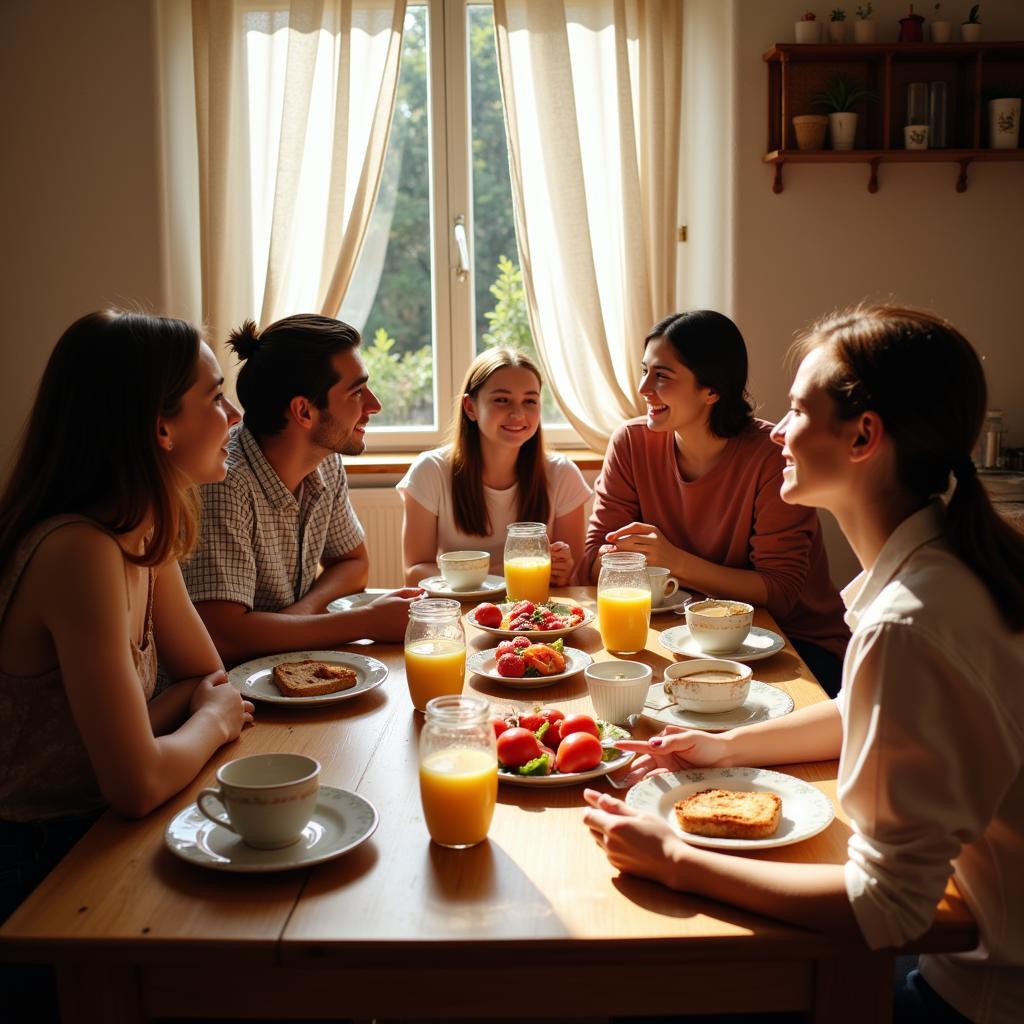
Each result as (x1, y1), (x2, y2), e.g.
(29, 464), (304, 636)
(674, 788), (781, 840)
(272, 660), (358, 698)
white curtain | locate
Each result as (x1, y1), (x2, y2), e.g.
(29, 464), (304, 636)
(493, 0), (682, 451)
(191, 0), (406, 384)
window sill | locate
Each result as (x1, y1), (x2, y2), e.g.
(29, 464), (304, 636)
(345, 448), (605, 476)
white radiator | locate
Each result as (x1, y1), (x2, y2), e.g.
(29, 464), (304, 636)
(349, 486), (405, 589)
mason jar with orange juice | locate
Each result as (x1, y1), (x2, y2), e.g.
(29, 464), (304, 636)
(503, 522), (550, 603)
(597, 551), (652, 655)
(418, 694), (497, 848)
(404, 599), (466, 712)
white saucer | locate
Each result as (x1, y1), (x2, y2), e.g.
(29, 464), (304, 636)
(417, 575), (507, 600)
(467, 645), (591, 688)
(228, 650), (389, 706)
(659, 624), (786, 662)
(625, 767), (834, 851)
(650, 590), (692, 615)
(326, 591), (380, 613)
(165, 785), (379, 872)
(642, 680), (795, 732)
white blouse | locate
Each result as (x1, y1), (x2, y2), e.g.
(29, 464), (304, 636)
(838, 501), (1024, 1024)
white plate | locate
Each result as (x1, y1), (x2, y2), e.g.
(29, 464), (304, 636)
(642, 680), (795, 732)
(626, 767), (834, 850)
(659, 624), (786, 662)
(650, 590), (693, 615)
(467, 645), (592, 688)
(499, 748), (633, 788)
(165, 785), (379, 872)
(466, 601), (596, 640)
(228, 650), (388, 707)
(326, 591), (380, 613)
(417, 575), (507, 600)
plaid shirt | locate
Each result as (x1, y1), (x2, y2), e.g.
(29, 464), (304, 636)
(182, 425), (364, 611)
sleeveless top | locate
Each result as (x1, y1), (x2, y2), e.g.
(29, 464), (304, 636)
(0, 515), (157, 822)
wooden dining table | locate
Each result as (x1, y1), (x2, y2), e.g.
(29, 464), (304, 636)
(0, 587), (976, 1023)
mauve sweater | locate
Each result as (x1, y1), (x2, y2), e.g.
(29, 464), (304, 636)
(585, 418), (849, 659)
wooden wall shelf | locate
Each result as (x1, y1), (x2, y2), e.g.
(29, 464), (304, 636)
(764, 41), (1024, 193)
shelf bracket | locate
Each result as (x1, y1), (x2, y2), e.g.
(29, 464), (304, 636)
(772, 161), (785, 194)
(956, 158), (972, 193)
(867, 158), (881, 194)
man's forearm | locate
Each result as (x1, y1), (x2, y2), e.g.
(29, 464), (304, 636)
(285, 558), (369, 615)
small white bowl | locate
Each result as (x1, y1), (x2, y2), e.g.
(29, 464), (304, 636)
(684, 599), (754, 655)
(585, 660), (653, 725)
(438, 550), (490, 591)
(664, 658), (752, 714)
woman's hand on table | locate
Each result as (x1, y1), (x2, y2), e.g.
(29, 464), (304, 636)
(549, 541), (574, 586)
(613, 726), (730, 787)
(190, 670), (254, 742)
(603, 522), (682, 573)
(583, 789), (691, 888)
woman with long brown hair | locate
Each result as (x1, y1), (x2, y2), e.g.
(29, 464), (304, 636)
(0, 310), (253, 924)
(584, 306), (1024, 1024)
(399, 347), (591, 585)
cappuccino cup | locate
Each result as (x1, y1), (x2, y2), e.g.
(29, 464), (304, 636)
(197, 753), (321, 849)
(646, 566), (681, 608)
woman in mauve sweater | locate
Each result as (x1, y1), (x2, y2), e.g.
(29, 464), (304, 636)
(586, 310), (848, 694)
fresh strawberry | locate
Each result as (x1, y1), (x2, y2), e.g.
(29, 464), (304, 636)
(474, 602), (503, 628)
(496, 653), (526, 678)
(496, 640), (517, 658)
(569, 606), (584, 617)
(511, 635), (531, 650)
(510, 600), (535, 618)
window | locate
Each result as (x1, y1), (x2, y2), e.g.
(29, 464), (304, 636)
(244, 0), (571, 450)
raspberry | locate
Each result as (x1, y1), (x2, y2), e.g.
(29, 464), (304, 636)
(496, 653), (526, 678)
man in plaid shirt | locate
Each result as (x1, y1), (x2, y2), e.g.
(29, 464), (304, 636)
(182, 314), (422, 665)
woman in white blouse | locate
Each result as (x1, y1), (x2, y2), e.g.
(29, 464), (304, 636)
(398, 348), (591, 586)
(583, 306), (1024, 1024)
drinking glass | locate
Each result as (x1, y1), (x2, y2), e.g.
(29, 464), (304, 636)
(419, 694), (497, 848)
(404, 599), (466, 712)
(503, 522), (551, 603)
(597, 552), (652, 655)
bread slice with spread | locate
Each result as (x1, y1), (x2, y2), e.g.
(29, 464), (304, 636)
(674, 788), (781, 840)
(272, 660), (358, 698)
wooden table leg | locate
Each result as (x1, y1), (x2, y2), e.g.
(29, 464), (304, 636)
(57, 964), (145, 1024)
(812, 955), (893, 1024)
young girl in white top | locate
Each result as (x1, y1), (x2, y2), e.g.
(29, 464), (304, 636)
(583, 306), (1024, 1024)
(398, 348), (591, 586)
(0, 311), (253, 925)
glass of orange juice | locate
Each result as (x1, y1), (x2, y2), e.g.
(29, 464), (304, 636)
(504, 522), (551, 603)
(419, 694), (497, 848)
(597, 552), (652, 654)
(404, 599), (466, 712)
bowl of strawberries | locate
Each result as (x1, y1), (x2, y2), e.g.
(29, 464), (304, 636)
(466, 599), (594, 640)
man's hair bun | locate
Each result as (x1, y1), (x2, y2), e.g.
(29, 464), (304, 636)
(228, 319), (261, 360)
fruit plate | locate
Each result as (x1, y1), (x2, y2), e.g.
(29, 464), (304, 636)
(467, 645), (592, 688)
(498, 748), (633, 787)
(625, 767), (835, 850)
(465, 601), (595, 639)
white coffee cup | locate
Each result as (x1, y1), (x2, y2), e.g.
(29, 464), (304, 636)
(197, 753), (321, 849)
(685, 598), (754, 655)
(646, 566), (681, 608)
(585, 660), (653, 725)
(664, 658), (752, 714)
(438, 550), (490, 591)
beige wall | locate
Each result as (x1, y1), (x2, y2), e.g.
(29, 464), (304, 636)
(2, 1), (1022, 585)
(0, 0), (165, 471)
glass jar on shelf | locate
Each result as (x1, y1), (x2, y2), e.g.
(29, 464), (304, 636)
(404, 598), (466, 712)
(503, 522), (551, 603)
(597, 551), (652, 655)
(419, 694), (497, 849)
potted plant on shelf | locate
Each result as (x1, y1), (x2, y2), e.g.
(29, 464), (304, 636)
(854, 3), (876, 42)
(813, 74), (879, 149)
(829, 8), (848, 42)
(796, 11), (820, 44)
(961, 4), (981, 42)
(931, 2), (951, 41)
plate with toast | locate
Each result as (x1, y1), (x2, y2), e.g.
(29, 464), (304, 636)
(625, 767), (834, 850)
(228, 650), (389, 707)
